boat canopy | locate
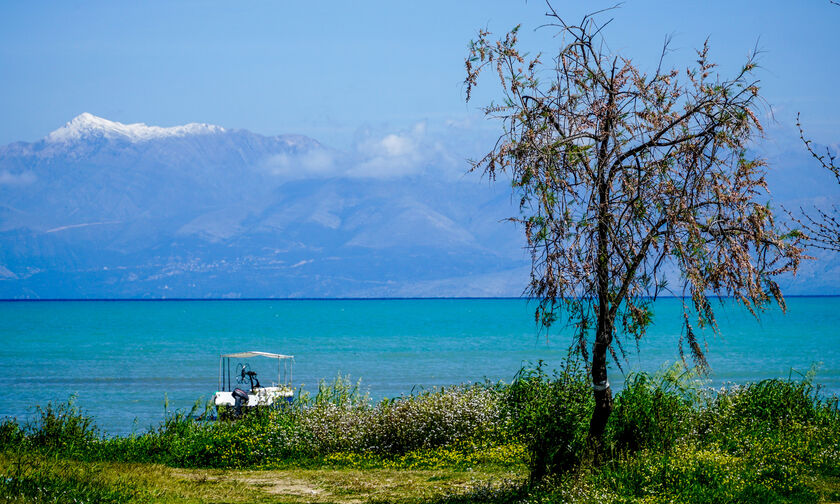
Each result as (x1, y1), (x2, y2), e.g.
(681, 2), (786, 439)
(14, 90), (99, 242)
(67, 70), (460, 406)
(218, 351), (294, 392)
(221, 351), (293, 359)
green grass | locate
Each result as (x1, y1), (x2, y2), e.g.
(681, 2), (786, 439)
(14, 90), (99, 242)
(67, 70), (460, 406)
(0, 451), (524, 504)
(2, 363), (839, 503)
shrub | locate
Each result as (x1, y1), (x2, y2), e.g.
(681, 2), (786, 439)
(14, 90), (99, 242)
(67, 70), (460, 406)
(0, 417), (24, 448)
(366, 385), (506, 454)
(697, 374), (840, 466)
(91, 374), (511, 468)
(25, 398), (98, 456)
(606, 363), (700, 454)
(7, 362), (839, 502)
(276, 374), (507, 458)
(503, 359), (592, 480)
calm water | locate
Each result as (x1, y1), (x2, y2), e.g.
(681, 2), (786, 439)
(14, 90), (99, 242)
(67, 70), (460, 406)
(1, 298), (838, 435)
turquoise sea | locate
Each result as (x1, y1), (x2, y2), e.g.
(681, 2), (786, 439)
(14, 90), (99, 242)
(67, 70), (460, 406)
(1, 298), (838, 436)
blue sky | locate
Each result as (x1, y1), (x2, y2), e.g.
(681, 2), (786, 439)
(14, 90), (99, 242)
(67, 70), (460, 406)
(1, 0), (838, 151)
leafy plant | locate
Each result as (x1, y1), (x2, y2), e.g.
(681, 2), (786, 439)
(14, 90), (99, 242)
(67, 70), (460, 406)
(606, 363), (700, 454)
(503, 359), (592, 480)
(25, 397), (98, 456)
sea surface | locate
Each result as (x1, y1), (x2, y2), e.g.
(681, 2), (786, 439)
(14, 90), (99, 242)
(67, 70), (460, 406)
(1, 298), (838, 436)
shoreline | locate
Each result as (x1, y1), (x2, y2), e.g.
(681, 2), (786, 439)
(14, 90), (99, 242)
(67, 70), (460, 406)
(2, 293), (840, 302)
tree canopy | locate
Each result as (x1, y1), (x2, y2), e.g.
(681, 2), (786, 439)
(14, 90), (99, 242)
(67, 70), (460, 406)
(465, 6), (804, 450)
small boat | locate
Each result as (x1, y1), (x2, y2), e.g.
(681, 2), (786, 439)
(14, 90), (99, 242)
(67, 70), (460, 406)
(214, 351), (294, 416)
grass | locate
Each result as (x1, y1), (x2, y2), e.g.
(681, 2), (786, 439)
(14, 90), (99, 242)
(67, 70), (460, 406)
(0, 450), (524, 504)
(2, 363), (839, 503)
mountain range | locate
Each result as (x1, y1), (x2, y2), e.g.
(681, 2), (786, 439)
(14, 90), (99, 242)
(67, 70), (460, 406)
(0, 114), (836, 299)
(0, 114), (529, 298)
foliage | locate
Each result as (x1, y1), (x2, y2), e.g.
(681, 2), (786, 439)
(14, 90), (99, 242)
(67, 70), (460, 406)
(281, 374), (510, 459)
(503, 359), (592, 480)
(464, 1), (804, 446)
(0, 417), (24, 448)
(0, 450), (145, 503)
(695, 373), (840, 481)
(3, 364), (840, 502)
(22, 397), (99, 457)
(573, 370), (839, 504)
(606, 363), (700, 454)
(366, 383), (507, 455)
(6, 374), (511, 471)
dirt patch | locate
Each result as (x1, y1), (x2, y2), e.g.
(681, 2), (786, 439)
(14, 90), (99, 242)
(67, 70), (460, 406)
(173, 469), (337, 501)
(235, 474), (325, 497)
(167, 466), (524, 504)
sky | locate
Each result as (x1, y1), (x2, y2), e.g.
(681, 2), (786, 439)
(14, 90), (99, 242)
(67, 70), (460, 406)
(1, 0), (839, 152)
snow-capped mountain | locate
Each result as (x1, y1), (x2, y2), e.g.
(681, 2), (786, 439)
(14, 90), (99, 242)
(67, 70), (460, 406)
(46, 113), (226, 143)
(0, 114), (528, 298)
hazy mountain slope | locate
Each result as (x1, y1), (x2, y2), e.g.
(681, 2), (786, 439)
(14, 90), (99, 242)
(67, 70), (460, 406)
(0, 114), (835, 298)
(0, 114), (528, 298)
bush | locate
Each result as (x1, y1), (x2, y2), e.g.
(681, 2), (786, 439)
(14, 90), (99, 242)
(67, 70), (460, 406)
(288, 374), (373, 455)
(697, 375), (840, 470)
(366, 385), (506, 454)
(269, 374), (508, 458)
(606, 363), (699, 454)
(0, 417), (24, 448)
(24, 398), (98, 456)
(503, 359), (592, 480)
(84, 374), (512, 469)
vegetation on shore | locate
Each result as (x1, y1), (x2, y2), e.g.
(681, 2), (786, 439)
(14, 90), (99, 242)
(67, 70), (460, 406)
(2, 361), (839, 503)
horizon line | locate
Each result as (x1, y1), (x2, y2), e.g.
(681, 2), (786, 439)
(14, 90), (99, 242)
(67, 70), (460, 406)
(1, 294), (838, 302)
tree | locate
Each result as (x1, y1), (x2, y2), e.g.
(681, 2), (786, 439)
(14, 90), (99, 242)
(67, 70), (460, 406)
(464, 6), (804, 452)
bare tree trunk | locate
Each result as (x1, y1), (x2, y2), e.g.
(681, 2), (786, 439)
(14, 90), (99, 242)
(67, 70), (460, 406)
(591, 140), (614, 451)
(589, 321), (614, 445)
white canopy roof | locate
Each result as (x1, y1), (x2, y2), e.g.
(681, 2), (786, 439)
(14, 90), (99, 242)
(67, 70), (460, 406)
(220, 351), (293, 359)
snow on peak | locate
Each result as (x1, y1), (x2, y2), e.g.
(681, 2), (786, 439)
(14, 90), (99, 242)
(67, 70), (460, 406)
(46, 113), (225, 143)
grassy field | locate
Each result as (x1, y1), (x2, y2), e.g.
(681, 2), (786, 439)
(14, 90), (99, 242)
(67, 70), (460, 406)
(0, 451), (524, 503)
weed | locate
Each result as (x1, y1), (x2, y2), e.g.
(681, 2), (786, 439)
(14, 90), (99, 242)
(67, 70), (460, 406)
(503, 359), (592, 480)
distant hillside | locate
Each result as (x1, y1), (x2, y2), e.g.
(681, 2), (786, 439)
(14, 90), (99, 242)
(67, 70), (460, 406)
(0, 114), (835, 298)
(0, 114), (529, 298)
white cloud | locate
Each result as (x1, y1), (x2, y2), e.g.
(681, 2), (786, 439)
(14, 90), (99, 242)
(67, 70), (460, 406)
(262, 119), (477, 181)
(0, 170), (36, 186)
(263, 150), (338, 179)
(379, 134), (414, 157)
(348, 122), (429, 178)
